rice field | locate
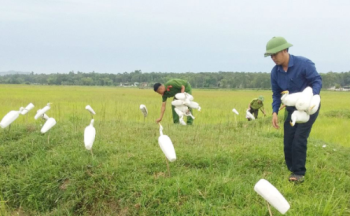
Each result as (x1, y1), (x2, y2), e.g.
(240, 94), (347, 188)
(0, 84), (349, 215)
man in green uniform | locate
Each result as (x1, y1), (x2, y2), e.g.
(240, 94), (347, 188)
(153, 79), (193, 125)
(247, 96), (266, 120)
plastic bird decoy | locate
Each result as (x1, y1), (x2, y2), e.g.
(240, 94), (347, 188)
(35, 103), (51, 120)
(0, 107), (24, 129)
(41, 117), (56, 133)
(232, 108), (239, 115)
(84, 119), (96, 151)
(254, 179), (290, 215)
(85, 105), (96, 115)
(281, 91), (302, 106)
(308, 95), (321, 115)
(139, 104), (148, 117)
(21, 103), (35, 115)
(246, 109), (255, 120)
(295, 87), (313, 111)
(290, 110), (310, 126)
(158, 124), (176, 162)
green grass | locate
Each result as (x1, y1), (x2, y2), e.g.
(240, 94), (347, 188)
(0, 85), (349, 215)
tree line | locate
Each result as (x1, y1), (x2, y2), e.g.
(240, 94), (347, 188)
(1, 70), (349, 89)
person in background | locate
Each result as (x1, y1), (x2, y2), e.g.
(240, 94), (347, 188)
(153, 79), (193, 125)
(247, 96), (266, 120)
(265, 36), (322, 183)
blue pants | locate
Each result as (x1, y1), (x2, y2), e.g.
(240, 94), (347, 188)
(283, 105), (320, 175)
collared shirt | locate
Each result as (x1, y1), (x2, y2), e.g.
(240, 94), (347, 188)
(162, 79), (192, 102)
(250, 98), (264, 110)
(271, 55), (322, 114)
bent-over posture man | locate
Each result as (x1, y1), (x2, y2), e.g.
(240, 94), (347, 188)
(265, 36), (322, 183)
(153, 79), (193, 125)
(247, 96), (266, 120)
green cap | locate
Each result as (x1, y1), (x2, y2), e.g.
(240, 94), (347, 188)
(258, 95), (264, 102)
(264, 37), (293, 57)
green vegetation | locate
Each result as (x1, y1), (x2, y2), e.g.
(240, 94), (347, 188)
(1, 70), (350, 89)
(0, 85), (349, 215)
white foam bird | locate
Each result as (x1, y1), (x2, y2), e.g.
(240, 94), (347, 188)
(232, 108), (239, 115)
(295, 87), (313, 111)
(290, 110), (310, 126)
(158, 124), (176, 162)
(85, 105), (96, 115)
(308, 95), (321, 115)
(139, 104), (148, 117)
(84, 119), (96, 151)
(0, 107), (24, 128)
(41, 117), (56, 133)
(171, 93), (200, 125)
(35, 103), (51, 120)
(20, 103), (35, 115)
(254, 179), (290, 215)
(246, 109), (255, 120)
(281, 91), (302, 106)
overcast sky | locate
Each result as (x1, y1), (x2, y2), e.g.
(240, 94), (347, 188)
(1, 0), (349, 74)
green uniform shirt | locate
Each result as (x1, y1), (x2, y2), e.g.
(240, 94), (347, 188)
(162, 79), (192, 102)
(250, 98), (264, 110)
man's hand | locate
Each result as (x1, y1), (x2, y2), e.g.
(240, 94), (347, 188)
(272, 112), (279, 129)
(156, 117), (162, 123)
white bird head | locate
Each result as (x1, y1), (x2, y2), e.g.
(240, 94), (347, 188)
(85, 105), (96, 115)
(139, 104), (148, 117)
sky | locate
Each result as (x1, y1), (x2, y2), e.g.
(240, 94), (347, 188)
(0, 0), (349, 74)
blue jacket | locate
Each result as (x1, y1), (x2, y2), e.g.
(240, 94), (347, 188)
(271, 55), (322, 114)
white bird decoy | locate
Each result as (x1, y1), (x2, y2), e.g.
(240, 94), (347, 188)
(158, 124), (176, 162)
(308, 95), (321, 115)
(171, 100), (185, 106)
(85, 105), (96, 115)
(20, 103), (35, 115)
(139, 104), (148, 117)
(84, 119), (96, 152)
(174, 93), (186, 100)
(281, 91), (302, 106)
(290, 110), (310, 126)
(232, 108), (239, 115)
(34, 103), (51, 120)
(295, 87), (313, 111)
(0, 107), (24, 129)
(246, 109), (255, 120)
(174, 107), (187, 125)
(187, 101), (201, 111)
(41, 117), (56, 133)
(254, 179), (290, 215)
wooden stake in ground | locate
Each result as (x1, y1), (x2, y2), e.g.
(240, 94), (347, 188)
(165, 156), (171, 177)
(266, 200), (273, 216)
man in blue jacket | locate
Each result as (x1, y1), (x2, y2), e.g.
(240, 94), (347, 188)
(265, 37), (322, 183)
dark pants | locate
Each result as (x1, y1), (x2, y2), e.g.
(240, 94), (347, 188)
(248, 109), (258, 121)
(283, 105), (320, 175)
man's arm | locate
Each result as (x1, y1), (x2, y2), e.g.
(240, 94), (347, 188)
(305, 60), (322, 95)
(271, 71), (281, 129)
(156, 102), (167, 123)
(181, 85), (185, 93)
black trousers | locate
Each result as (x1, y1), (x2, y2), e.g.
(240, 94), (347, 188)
(284, 105), (320, 175)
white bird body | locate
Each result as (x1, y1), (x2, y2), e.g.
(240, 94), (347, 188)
(158, 125), (176, 162)
(232, 108), (239, 115)
(187, 101), (200, 110)
(254, 179), (290, 215)
(281, 92), (302, 106)
(41, 117), (56, 133)
(139, 104), (148, 117)
(246, 109), (255, 120)
(175, 93), (194, 101)
(84, 119), (96, 150)
(85, 105), (96, 115)
(308, 95), (321, 115)
(295, 87), (313, 111)
(171, 100), (184, 106)
(290, 110), (310, 126)
(0, 108), (23, 128)
(35, 103), (51, 120)
(21, 103), (35, 115)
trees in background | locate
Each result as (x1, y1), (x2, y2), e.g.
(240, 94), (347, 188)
(0, 70), (349, 89)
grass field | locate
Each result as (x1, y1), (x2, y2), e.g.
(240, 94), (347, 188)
(0, 84), (349, 215)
